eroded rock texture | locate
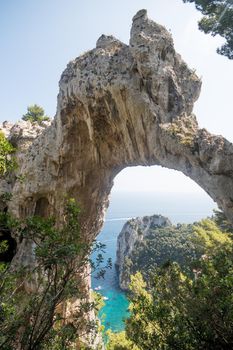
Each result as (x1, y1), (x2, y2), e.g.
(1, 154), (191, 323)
(1, 9), (233, 265)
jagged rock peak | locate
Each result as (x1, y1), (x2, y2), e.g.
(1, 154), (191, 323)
(130, 8), (175, 79)
(96, 34), (123, 49)
(132, 9), (148, 22)
(130, 8), (171, 42)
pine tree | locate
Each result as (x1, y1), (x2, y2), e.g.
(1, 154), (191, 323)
(22, 104), (50, 124)
(183, 0), (233, 59)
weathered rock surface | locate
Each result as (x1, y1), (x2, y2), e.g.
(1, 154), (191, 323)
(116, 215), (171, 290)
(1, 9), (233, 267)
(0, 121), (46, 201)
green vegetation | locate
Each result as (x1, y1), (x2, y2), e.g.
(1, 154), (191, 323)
(22, 104), (50, 125)
(91, 291), (106, 340)
(0, 199), (110, 349)
(126, 246), (233, 350)
(192, 217), (231, 250)
(213, 208), (233, 233)
(165, 117), (197, 147)
(120, 222), (196, 287)
(0, 131), (16, 177)
(125, 225), (233, 350)
(91, 291), (105, 315)
(108, 213), (233, 349)
(183, 0), (233, 59)
(0, 192), (12, 203)
(121, 216), (232, 287)
(106, 330), (139, 350)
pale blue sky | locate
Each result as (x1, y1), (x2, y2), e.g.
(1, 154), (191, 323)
(0, 0), (232, 194)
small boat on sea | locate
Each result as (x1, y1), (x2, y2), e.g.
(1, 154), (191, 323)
(94, 286), (102, 291)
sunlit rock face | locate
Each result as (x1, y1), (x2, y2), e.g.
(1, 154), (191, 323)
(1, 9), (233, 265)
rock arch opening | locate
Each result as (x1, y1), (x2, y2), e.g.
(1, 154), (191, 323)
(91, 165), (216, 332)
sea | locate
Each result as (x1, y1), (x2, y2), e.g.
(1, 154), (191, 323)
(91, 191), (217, 332)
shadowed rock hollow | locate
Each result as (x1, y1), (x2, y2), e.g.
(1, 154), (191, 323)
(1, 9), (233, 265)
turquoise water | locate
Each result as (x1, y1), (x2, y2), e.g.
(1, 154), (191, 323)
(92, 219), (130, 332)
(91, 191), (216, 331)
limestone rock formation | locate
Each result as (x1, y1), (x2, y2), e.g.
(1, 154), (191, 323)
(1, 9), (233, 269)
(116, 215), (171, 290)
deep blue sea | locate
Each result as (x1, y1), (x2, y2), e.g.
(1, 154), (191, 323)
(91, 191), (217, 332)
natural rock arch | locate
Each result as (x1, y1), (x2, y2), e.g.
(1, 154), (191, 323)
(3, 10), (233, 264)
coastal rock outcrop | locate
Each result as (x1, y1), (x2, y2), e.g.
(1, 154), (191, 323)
(116, 215), (171, 290)
(0, 7), (233, 298)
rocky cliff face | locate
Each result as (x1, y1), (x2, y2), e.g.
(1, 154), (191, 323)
(116, 215), (171, 290)
(1, 8), (233, 343)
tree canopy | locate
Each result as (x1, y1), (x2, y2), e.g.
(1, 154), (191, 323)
(108, 215), (233, 349)
(124, 218), (233, 349)
(120, 223), (197, 289)
(183, 0), (233, 59)
(22, 104), (50, 124)
(106, 330), (139, 350)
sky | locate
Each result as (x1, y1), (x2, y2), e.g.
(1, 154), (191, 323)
(0, 0), (232, 195)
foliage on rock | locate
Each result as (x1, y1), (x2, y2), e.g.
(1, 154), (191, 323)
(119, 221), (200, 290)
(0, 199), (110, 349)
(119, 222), (196, 288)
(0, 131), (16, 177)
(163, 116), (198, 147)
(106, 330), (139, 350)
(22, 104), (50, 125)
(122, 216), (233, 349)
(91, 291), (105, 316)
(213, 208), (233, 233)
(118, 213), (231, 293)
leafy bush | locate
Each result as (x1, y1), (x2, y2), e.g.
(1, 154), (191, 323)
(121, 223), (197, 287)
(0, 131), (16, 177)
(106, 330), (139, 350)
(22, 104), (50, 125)
(0, 199), (110, 349)
(124, 217), (233, 350)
